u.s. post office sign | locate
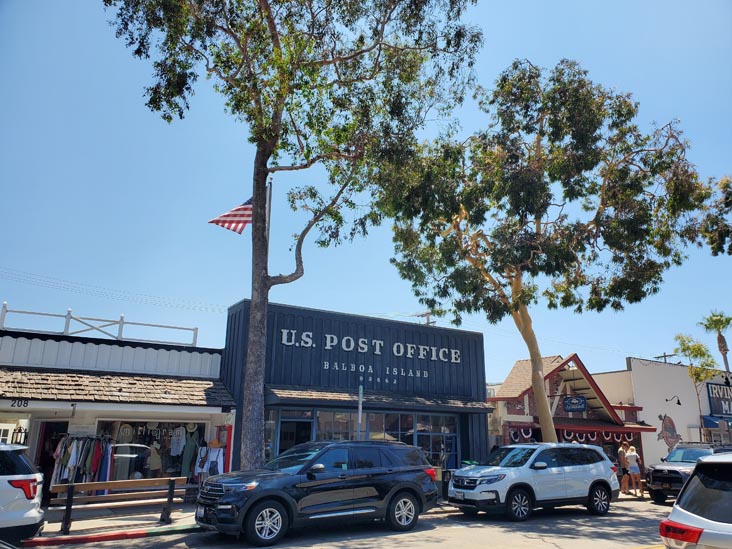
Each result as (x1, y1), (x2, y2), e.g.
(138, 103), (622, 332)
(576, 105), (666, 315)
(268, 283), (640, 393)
(224, 300), (487, 401)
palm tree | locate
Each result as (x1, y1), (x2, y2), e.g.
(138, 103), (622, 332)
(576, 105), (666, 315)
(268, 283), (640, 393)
(699, 311), (732, 385)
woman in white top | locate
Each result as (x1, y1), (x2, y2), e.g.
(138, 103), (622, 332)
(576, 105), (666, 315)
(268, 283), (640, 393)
(626, 445), (643, 497)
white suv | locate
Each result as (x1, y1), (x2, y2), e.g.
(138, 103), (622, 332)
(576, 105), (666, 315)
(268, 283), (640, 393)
(659, 453), (732, 548)
(0, 444), (44, 544)
(448, 443), (620, 521)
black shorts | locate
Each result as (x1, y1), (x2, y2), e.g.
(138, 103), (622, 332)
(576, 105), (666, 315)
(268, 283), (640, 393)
(621, 467), (629, 476)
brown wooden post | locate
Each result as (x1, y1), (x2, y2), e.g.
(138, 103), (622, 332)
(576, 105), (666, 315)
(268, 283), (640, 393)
(61, 484), (74, 535)
(159, 478), (175, 524)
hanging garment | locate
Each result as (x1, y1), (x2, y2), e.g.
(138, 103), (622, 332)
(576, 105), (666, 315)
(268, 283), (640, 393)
(180, 430), (199, 479)
(170, 426), (186, 457)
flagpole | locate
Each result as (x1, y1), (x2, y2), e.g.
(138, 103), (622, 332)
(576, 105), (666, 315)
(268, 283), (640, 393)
(265, 181), (273, 245)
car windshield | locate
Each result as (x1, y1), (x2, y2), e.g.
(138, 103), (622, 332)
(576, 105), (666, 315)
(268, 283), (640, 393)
(263, 445), (326, 474)
(666, 448), (713, 463)
(481, 447), (536, 467)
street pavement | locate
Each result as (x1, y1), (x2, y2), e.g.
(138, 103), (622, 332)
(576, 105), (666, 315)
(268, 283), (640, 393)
(56, 494), (670, 549)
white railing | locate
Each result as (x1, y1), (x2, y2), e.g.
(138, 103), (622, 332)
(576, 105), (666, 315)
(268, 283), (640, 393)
(0, 302), (199, 346)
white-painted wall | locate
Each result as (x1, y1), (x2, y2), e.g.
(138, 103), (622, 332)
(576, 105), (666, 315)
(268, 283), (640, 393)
(0, 335), (221, 378)
(593, 370), (633, 405)
(626, 357), (726, 466)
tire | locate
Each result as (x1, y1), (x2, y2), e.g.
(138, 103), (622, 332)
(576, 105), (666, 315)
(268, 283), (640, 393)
(648, 489), (667, 504)
(504, 488), (532, 522)
(386, 492), (419, 531)
(244, 500), (288, 547)
(587, 484), (611, 515)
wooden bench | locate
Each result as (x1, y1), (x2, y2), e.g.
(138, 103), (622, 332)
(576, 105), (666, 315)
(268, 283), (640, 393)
(49, 477), (188, 535)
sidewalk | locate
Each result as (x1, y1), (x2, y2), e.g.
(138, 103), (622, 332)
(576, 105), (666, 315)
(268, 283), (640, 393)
(20, 499), (460, 546)
(21, 503), (200, 547)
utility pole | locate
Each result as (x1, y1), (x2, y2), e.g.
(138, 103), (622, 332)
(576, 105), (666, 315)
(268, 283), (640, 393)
(654, 352), (678, 363)
(416, 311), (436, 326)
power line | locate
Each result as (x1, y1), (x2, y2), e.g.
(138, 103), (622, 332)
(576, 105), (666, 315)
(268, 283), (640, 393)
(0, 266), (227, 313)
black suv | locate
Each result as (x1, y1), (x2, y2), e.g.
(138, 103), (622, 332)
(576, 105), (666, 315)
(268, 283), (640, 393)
(646, 441), (732, 503)
(196, 440), (438, 547)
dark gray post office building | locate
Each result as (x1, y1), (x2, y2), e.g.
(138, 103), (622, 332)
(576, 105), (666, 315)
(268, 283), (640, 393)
(222, 300), (491, 470)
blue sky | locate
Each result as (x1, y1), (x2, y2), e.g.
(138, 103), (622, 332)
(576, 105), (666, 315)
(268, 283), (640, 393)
(1, 1), (730, 383)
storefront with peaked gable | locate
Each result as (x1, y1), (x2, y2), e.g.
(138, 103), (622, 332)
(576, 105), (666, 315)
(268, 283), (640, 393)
(221, 300), (492, 470)
(489, 354), (655, 463)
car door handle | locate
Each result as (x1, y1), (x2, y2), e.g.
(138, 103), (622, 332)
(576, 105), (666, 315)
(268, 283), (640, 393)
(338, 474), (348, 480)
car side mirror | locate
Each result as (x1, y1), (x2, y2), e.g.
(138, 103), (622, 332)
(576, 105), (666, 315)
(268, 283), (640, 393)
(532, 462), (548, 470)
(309, 463), (326, 475)
(660, 457), (666, 462)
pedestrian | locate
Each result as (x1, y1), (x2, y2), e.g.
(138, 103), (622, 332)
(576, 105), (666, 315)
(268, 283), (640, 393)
(626, 445), (643, 497)
(618, 441), (630, 495)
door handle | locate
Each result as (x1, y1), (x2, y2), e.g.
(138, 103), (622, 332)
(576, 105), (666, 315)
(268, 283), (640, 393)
(338, 474), (348, 480)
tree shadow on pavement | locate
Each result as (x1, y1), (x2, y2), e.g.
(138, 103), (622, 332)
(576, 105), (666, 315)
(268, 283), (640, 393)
(444, 499), (671, 547)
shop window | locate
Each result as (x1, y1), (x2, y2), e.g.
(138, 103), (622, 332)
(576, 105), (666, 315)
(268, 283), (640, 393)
(0, 424), (13, 444)
(384, 414), (400, 433)
(264, 409), (277, 462)
(316, 411), (357, 441)
(281, 409), (312, 419)
(97, 420), (205, 480)
(368, 414), (386, 440)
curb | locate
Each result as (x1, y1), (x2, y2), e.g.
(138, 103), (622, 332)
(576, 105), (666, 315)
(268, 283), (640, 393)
(22, 523), (201, 547)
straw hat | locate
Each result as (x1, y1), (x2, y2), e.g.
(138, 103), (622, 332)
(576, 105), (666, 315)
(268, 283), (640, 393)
(185, 423), (198, 433)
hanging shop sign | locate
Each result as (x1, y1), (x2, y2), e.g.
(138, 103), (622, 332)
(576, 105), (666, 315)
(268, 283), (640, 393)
(707, 383), (732, 416)
(563, 395), (587, 413)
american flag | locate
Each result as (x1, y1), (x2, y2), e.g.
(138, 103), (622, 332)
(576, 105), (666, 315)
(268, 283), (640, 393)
(208, 198), (253, 234)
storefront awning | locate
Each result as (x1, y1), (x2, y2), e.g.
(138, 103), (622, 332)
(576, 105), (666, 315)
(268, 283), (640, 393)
(554, 417), (656, 433)
(265, 386), (493, 414)
(703, 415), (732, 429)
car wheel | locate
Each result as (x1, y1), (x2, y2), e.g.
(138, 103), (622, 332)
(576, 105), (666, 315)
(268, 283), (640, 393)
(648, 489), (667, 504)
(386, 492), (419, 531)
(504, 488), (532, 522)
(587, 484), (610, 515)
(244, 500), (288, 547)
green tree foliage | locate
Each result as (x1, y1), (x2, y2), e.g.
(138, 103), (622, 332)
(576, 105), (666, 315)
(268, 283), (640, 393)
(103, 0), (482, 468)
(699, 310), (732, 382)
(378, 59), (711, 442)
(701, 176), (732, 255)
(674, 334), (719, 430)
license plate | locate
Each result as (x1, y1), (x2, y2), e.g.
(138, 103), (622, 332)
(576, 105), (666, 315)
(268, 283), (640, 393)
(454, 491), (464, 500)
(196, 505), (204, 518)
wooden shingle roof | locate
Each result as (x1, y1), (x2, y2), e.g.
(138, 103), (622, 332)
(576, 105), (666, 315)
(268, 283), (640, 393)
(495, 355), (564, 399)
(0, 367), (236, 407)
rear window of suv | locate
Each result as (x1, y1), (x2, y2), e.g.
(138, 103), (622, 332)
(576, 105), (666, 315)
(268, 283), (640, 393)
(676, 462), (732, 524)
(0, 449), (37, 475)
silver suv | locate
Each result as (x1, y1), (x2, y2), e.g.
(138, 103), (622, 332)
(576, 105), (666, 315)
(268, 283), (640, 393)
(659, 453), (732, 548)
(448, 443), (620, 521)
(0, 444), (44, 545)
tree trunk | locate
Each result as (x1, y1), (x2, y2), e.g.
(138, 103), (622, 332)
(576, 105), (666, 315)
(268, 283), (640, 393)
(239, 145), (272, 470)
(513, 303), (558, 443)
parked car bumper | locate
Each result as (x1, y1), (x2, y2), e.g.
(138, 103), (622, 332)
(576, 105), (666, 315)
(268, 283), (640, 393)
(0, 517), (44, 543)
(194, 502), (241, 536)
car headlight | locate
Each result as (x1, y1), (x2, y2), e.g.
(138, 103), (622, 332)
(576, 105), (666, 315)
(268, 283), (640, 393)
(477, 474), (506, 485)
(223, 481), (259, 493)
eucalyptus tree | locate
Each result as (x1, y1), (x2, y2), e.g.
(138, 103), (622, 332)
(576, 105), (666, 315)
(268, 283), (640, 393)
(103, 0), (481, 468)
(699, 310), (732, 383)
(378, 59), (710, 442)
(702, 176), (732, 255)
